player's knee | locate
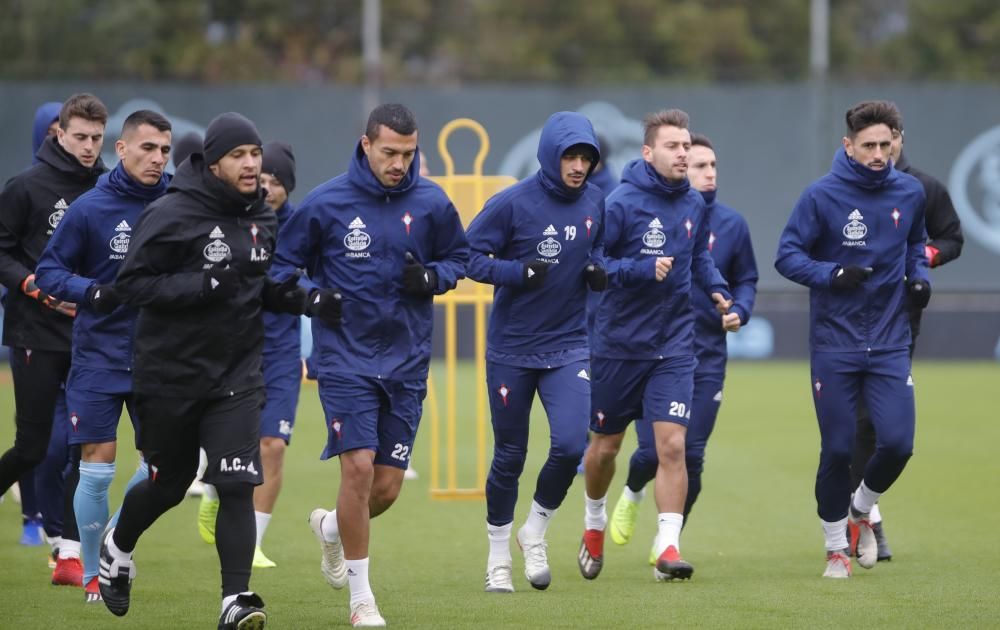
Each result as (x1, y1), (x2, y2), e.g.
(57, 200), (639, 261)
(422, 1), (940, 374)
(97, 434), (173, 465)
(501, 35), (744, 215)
(370, 478), (402, 512)
(492, 442), (528, 473)
(17, 442), (48, 469)
(880, 436), (914, 462)
(656, 432), (686, 463)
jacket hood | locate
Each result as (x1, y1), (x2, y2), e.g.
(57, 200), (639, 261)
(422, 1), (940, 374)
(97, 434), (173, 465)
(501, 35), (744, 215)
(893, 151), (911, 172)
(621, 158), (691, 197)
(348, 139), (421, 198)
(830, 146), (898, 191)
(535, 111), (600, 202)
(167, 152), (266, 216)
(103, 161), (171, 202)
(35, 135), (107, 181)
(699, 189), (718, 206)
(32, 102), (62, 163)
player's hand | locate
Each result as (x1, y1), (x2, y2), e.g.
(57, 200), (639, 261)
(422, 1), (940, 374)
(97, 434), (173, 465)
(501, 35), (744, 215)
(522, 261), (548, 289)
(925, 245), (940, 268)
(721, 312), (741, 332)
(401, 252), (438, 296)
(21, 273), (77, 317)
(653, 257), (674, 281)
(85, 283), (122, 315)
(202, 256), (240, 302)
(263, 270), (308, 315)
(831, 265), (872, 290)
(712, 292), (732, 315)
(584, 263), (608, 291)
(907, 279), (931, 309)
(306, 288), (343, 327)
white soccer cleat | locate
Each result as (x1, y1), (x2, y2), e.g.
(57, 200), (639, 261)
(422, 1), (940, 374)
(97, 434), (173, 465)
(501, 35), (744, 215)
(823, 549), (852, 578)
(516, 526), (551, 590)
(484, 564), (515, 593)
(308, 509), (347, 589)
(849, 510), (878, 569)
(350, 599), (386, 627)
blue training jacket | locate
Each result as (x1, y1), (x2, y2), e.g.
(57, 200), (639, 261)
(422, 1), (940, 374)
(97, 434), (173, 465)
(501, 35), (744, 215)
(466, 111), (604, 367)
(693, 189), (759, 375)
(591, 159), (728, 360)
(35, 162), (169, 391)
(271, 143), (469, 381)
(775, 147), (928, 352)
(262, 201), (301, 366)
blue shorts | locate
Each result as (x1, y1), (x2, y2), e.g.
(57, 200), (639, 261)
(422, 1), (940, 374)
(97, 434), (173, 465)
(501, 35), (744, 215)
(261, 360), (302, 443)
(65, 387), (138, 447)
(317, 373), (426, 469)
(591, 355), (696, 434)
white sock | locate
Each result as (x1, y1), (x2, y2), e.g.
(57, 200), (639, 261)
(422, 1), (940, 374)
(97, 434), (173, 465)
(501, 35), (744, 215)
(107, 533), (132, 563)
(852, 481), (882, 515)
(521, 500), (555, 539)
(197, 448), (208, 481)
(47, 535), (63, 554)
(822, 517), (850, 551)
(321, 509), (340, 541)
(654, 512), (683, 556)
(623, 486), (645, 504)
(870, 503), (882, 524)
(58, 538), (81, 559)
(487, 522), (512, 568)
(221, 593), (238, 614)
(202, 483), (218, 501)
(346, 558), (374, 606)
(584, 492), (607, 531)
(255, 511), (271, 547)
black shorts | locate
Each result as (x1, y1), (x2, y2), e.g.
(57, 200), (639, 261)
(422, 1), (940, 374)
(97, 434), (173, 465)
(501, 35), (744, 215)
(135, 388), (265, 487)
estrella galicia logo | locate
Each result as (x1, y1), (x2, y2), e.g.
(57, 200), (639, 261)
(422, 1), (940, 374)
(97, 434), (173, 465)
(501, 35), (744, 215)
(950, 124), (1000, 255)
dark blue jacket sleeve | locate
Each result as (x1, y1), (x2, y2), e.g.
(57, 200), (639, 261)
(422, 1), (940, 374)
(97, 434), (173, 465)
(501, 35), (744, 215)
(425, 200), (469, 294)
(691, 210), (729, 298)
(271, 206), (320, 293)
(602, 200), (656, 287)
(906, 193), (931, 285)
(465, 196), (524, 287)
(727, 216), (759, 325)
(775, 190), (839, 289)
(35, 204), (94, 303)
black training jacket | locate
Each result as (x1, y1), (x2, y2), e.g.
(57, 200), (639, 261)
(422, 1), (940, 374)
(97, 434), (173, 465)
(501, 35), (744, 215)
(896, 152), (963, 267)
(116, 153), (278, 398)
(0, 137), (106, 350)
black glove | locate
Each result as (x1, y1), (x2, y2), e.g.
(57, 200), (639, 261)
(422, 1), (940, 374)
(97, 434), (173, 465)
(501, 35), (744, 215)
(202, 259), (240, 302)
(306, 288), (343, 327)
(831, 265), (872, 290)
(263, 270), (308, 315)
(523, 261), (548, 290)
(85, 283), (121, 315)
(401, 252), (438, 296)
(584, 263), (608, 291)
(908, 279), (931, 309)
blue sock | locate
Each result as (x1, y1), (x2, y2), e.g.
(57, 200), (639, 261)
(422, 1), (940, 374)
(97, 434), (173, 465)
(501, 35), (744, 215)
(75, 462), (115, 583)
(109, 460), (148, 528)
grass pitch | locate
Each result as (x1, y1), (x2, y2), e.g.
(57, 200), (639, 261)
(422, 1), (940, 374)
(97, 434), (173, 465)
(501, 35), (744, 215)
(1, 360), (998, 628)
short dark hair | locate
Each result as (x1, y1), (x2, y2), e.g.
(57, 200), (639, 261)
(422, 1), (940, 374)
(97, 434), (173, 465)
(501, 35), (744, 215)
(690, 133), (714, 150)
(121, 109), (172, 137)
(845, 101), (902, 138)
(642, 109), (690, 146)
(59, 93), (108, 129)
(365, 103), (418, 140)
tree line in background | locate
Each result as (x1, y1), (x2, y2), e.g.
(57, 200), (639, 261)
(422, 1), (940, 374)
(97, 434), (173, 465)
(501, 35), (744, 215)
(1, 0), (997, 83)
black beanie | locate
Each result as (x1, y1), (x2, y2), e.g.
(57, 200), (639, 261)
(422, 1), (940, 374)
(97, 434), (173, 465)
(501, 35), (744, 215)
(262, 141), (296, 193)
(203, 112), (262, 165)
(172, 131), (203, 168)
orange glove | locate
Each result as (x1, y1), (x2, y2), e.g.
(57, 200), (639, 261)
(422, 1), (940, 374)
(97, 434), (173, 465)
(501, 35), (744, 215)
(20, 274), (77, 318)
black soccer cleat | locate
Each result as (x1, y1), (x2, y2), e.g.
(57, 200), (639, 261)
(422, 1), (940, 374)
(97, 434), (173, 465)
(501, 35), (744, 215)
(98, 528), (135, 617)
(873, 521), (893, 561)
(218, 591), (267, 629)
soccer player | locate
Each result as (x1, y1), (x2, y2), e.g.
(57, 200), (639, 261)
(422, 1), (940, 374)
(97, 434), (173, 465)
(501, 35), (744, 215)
(99, 112), (308, 628)
(0, 93), (109, 587)
(35, 109), (172, 603)
(272, 103), (468, 628)
(775, 100), (929, 578)
(605, 133), (759, 559)
(465, 111), (606, 593)
(849, 109), (964, 561)
(579, 109), (732, 583)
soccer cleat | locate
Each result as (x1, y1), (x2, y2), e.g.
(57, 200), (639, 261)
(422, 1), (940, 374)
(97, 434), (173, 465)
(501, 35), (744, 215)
(609, 493), (640, 545)
(350, 599), (386, 627)
(823, 549), (852, 578)
(484, 564), (515, 593)
(308, 509), (347, 589)
(199, 495), (220, 544)
(84, 576), (103, 603)
(873, 521), (893, 561)
(848, 509), (878, 569)
(98, 528), (135, 617)
(577, 529), (604, 580)
(51, 556), (84, 586)
(218, 591), (267, 629)
(20, 517), (44, 546)
(403, 465), (419, 480)
(653, 545), (694, 581)
(516, 526), (551, 590)
(253, 546), (277, 569)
